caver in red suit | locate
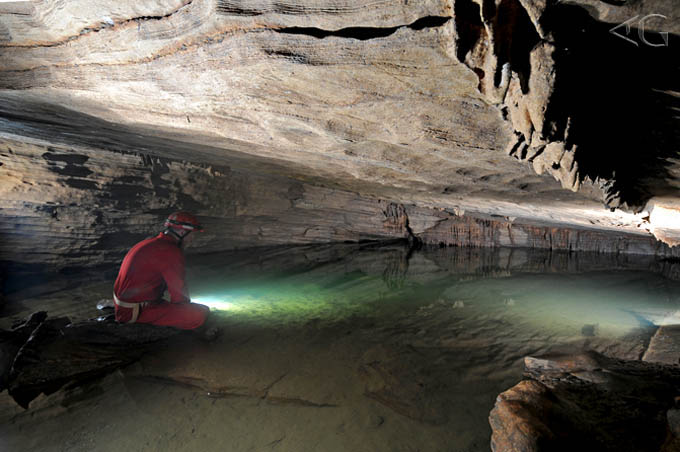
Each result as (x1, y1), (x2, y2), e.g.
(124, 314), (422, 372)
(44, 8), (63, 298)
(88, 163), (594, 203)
(113, 212), (209, 330)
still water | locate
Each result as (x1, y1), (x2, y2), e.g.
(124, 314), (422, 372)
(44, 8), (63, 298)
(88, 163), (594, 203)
(1, 244), (679, 452)
(189, 244), (679, 337)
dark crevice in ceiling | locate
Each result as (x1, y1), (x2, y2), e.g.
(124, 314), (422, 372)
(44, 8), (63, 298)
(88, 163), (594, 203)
(545, 4), (680, 211)
(452, 0), (679, 212)
(274, 16), (451, 41)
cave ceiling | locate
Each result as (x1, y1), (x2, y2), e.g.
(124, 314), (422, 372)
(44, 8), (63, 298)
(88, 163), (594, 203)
(0, 0), (678, 246)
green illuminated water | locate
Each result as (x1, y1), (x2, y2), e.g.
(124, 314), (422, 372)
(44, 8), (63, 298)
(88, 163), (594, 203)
(188, 245), (679, 341)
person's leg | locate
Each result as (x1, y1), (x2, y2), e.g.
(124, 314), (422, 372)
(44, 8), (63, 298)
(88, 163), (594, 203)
(136, 302), (209, 330)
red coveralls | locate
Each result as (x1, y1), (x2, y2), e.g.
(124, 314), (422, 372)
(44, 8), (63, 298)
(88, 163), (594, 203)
(113, 232), (208, 330)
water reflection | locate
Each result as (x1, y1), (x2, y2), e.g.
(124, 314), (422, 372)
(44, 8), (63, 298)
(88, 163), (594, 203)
(188, 244), (680, 339)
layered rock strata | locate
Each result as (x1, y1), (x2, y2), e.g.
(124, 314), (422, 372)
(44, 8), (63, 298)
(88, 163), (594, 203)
(0, 0), (678, 248)
(410, 208), (679, 255)
(0, 136), (412, 269)
(2, 134), (677, 273)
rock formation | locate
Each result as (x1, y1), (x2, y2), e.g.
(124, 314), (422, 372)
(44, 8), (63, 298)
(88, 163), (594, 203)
(0, 0), (678, 270)
(489, 351), (680, 452)
(0, 134), (414, 269)
(3, 130), (678, 271)
(453, 0), (678, 212)
(0, 311), (179, 408)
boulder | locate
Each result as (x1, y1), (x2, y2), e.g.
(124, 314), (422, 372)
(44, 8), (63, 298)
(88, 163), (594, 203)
(489, 351), (680, 452)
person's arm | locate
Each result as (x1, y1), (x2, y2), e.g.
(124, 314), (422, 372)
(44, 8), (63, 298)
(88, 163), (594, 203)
(161, 249), (191, 304)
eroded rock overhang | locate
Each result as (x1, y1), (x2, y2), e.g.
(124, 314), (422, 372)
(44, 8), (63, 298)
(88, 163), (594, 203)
(0, 0), (678, 259)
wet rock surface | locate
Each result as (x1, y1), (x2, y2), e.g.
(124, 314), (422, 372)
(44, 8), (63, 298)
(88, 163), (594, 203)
(489, 352), (680, 452)
(0, 0), (678, 448)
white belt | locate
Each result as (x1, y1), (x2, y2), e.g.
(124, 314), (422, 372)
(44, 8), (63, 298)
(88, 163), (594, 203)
(113, 293), (148, 324)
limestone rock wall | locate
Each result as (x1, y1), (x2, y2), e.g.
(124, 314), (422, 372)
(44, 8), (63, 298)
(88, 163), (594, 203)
(452, 0), (678, 212)
(1, 1), (676, 208)
(2, 132), (677, 274)
(408, 207), (679, 256)
(0, 0), (678, 261)
(0, 136), (413, 269)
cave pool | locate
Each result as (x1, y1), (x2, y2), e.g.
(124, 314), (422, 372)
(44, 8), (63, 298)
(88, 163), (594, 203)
(1, 243), (679, 452)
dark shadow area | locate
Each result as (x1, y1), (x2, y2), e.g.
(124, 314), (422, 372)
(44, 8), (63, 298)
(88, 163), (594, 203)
(543, 4), (679, 210)
(454, 0), (541, 94)
(493, 0), (541, 91)
(275, 16), (450, 41)
(453, 0), (485, 63)
(0, 262), (119, 315)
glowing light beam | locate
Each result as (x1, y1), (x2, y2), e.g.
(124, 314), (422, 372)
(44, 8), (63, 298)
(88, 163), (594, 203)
(193, 296), (235, 311)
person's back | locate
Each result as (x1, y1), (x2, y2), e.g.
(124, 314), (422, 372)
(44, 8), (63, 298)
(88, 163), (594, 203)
(114, 233), (187, 305)
(112, 212), (209, 330)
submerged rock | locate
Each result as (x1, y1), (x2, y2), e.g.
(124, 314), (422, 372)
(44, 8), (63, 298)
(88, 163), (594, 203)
(357, 344), (452, 425)
(644, 326), (680, 365)
(580, 323), (597, 337)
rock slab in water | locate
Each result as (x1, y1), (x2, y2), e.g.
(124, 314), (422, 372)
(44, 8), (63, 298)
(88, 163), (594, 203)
(644, 326), (680, 366)
(489, 351), (680, 452)
(1, 312), (179, 408)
